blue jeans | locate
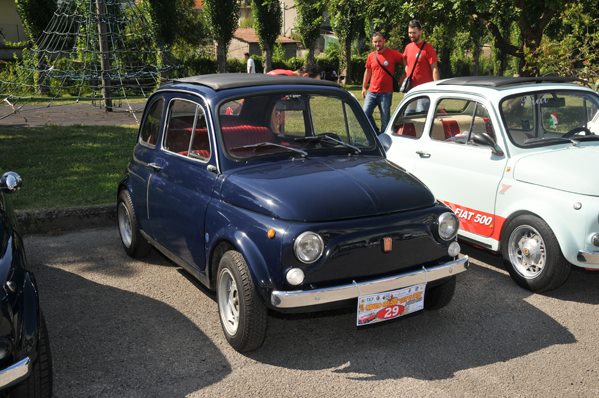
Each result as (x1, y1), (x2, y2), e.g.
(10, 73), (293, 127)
(363, 91), (393, 133)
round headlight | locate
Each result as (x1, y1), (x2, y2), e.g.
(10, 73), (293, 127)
(592, 233), (599, 247)
(438, 212), (459, 241)
(294, 231), (324, 264)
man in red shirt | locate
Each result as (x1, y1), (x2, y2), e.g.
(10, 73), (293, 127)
(403, 19), (439, 89)
(362, 32), (403, 133)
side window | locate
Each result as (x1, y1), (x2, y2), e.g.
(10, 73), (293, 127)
(164, 100), (197, 155)
(189, 107), (211, 160)
(429, 99), (496, 145)
(139, 98), (164, 146)
(389, 96), (430, 139)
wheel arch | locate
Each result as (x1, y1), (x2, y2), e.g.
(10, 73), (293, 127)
(206, 230), (274, 299)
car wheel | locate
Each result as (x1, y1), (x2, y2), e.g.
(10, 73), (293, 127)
(424, 276), (456, 310)
(217, 251), (267, 352)
(501, 215), (570, 292)
(117, 189), (151, 258)
(9, 314), (53, 398)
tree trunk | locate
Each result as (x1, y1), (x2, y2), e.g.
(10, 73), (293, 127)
(339, 35), (351, 85)
(472, 43), (481, 75)
(263, 45), (272, 73)
(439, 44), (451, 79)
(216, 40), (227, 73)
(307, 45), (315, 69)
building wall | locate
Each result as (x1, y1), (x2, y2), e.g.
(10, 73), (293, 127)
(0, 0), (26, 43)
(281, 0), (297, 38)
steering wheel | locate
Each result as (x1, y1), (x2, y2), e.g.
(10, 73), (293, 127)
(563, 126), (592, 138)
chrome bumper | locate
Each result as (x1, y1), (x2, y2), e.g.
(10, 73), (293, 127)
(271, 256), (469, 309)
(578, 250), (599, 265)
(0, 357), (31, 389)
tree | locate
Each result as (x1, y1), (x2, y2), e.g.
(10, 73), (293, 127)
(295, 0), (325, 68)
(15, 0), (57, 41)
(468, 0), (566, 76)
(146, 0), (205, 48)
(328, 0), (365, 84)
(252, 0), (282, 73)
(205, 0), (240, 73)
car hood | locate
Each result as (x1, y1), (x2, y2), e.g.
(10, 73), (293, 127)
(513, 145), (599, 196)
(220, 157), (436, 222)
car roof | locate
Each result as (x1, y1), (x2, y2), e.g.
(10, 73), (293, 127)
(437, 76), (580, 87)
(409, 76), (595, 100)
(166, 73), (339, 91)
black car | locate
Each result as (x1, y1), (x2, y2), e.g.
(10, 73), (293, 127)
(0, 172), (52, 397)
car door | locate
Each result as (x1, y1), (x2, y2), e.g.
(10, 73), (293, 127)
(389, 95), (508, 238)
(146, 95), (218, 271)
(130, 95), (165, 234)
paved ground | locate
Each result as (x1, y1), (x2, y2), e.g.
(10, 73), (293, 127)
(25, 228), (599, 397)
(0, 102), (143, 127)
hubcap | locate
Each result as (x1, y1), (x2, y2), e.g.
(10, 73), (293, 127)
(118, 202), (133, 248)
(508, 225), (546, 279)
(218, 268), (240, 336)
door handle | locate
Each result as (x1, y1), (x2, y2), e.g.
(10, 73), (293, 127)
(147, 162), (163, 172)
(416, 151), (431, 158)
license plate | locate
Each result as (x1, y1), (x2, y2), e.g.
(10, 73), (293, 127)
(356, 283), (426, 326)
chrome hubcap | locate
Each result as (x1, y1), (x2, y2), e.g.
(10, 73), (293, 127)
(218, 269), (240, 336)
(508, 225), (546, 279)
(117, 202), (132, 248)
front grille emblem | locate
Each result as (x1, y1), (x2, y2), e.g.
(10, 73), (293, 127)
(383, 237), (392, 253)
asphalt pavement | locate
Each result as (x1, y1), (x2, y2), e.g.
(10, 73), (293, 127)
(25, 227), (599, 397)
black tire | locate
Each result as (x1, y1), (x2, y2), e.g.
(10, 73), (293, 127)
(424, 276), (456, 310)
(117, 189), (151, 258)
(501, 214), (570, 292)
(9, 314), (53, 398)
(216, 251), (267, 352)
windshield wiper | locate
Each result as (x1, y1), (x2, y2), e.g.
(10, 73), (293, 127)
(293, 135), (362, 154)
(230, 142), (308, 157)
(524, 137), (579, 146)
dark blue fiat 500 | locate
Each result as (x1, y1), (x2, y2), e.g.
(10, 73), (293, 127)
(117, 74), (468, 352)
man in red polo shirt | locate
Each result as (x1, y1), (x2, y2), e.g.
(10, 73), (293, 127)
(362, 32), (403, 133)
(403, 19), (439, 89)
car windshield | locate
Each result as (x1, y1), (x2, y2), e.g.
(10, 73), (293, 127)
(218, 93), (377, 160)
(500, 90), (599, 147)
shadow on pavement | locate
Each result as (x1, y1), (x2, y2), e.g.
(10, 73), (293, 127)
(461, 243), (599, 305)
(250, 263), (577, 381)
(32, 265), (230, 397)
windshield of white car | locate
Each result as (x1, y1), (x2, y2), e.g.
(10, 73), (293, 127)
(218, 93), (377, 160)
(500, 90), (599, 148)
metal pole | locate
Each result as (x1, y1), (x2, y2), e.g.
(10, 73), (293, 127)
(96, 0), (112, 111)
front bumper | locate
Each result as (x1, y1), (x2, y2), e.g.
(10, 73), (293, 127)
(271, 256), (469, 308)
(577, 250), (599, 265)
(0, 357), (31, 389)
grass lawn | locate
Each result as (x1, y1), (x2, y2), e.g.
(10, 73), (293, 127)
(0, 125), (137, 210)
(0, 86), (403, 211)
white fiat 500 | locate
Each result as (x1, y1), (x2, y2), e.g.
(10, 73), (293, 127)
(385, 76), (599, 292)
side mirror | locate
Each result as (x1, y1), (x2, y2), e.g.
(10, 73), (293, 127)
(0, 172), (23, 193)
(378, 133), (392, 152)
(471, 132), (504, 157)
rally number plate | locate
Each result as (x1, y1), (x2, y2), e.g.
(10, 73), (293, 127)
(356, 283), (426, 326)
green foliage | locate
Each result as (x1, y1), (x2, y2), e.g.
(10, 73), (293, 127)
(328, 0), (366, 84)
(205, 0), (240, 72)
(524, 2), (598, 80)
(14, 0), (57, 41)
(251, 0), (282, 72)
(295, 0), (325, 65)
(145, 0), (204, 47)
